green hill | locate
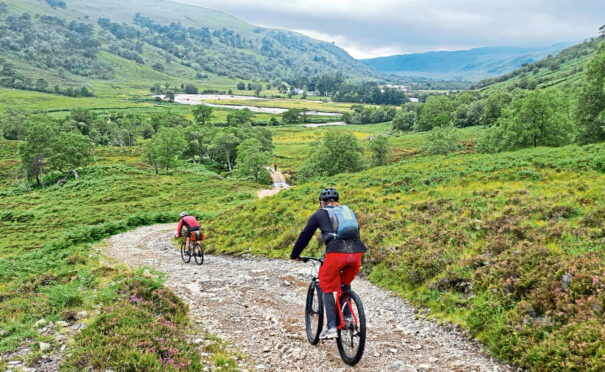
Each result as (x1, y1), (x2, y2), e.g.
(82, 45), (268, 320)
(0, 0), (381, 98)
(471, 38), (603, 92)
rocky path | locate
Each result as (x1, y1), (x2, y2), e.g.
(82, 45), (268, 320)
(257, 169), (289, 198)
(102, 224), (517, 372)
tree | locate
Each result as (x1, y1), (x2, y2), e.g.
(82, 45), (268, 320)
(479, 89), (573, 152)
(369, 107), (386, 123)
(18, 116), (58, 186)
(235, 139), (270, 182)
(192, 105), (214, 126)
(480, 92), (512, 126)
(226, 109), (253, 127)
(575, 43), (605, 144)
(282, 108), (301, 124)
(368, 135), (389, 166)
(0, 109), (29, 140)
(422, 125), (462, 155)
(144, 127), (186, 174)
(451, 103), (469, 128)
(184, 84), (198, 94)
(183, 124), (213, 163)
(35, 78), (49, 92)
(415, 95), (453, 131)
(385, 107), (397, 121)
(48, 131), (93, 174)
(210, 131), (239, 171)
(466, 100), (484, 127)
(297, 131), (364, 182)
(269, 117), (280, 126)
(391, 111), (415, 132)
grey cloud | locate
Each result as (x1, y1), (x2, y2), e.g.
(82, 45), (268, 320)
(171, 0), (605, 58)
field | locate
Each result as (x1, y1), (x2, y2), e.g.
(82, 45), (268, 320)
(272, 124), (484, 173)
(202, 98), (356, 113)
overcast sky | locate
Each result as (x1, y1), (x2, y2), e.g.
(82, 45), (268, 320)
(171, 0), (605, 59)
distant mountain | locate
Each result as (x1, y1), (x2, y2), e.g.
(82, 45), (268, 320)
(0, 0), (381, 96)
(362, 44), (575, 81)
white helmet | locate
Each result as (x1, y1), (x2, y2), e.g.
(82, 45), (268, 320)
(180, 211), (188, 218)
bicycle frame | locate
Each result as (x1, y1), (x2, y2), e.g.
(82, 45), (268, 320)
(300, 256), (359, 330)
(336, 294), (359, 330)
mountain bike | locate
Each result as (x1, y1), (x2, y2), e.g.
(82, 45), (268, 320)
(300, 256), (366, 366)
(180, 236), (204, 265)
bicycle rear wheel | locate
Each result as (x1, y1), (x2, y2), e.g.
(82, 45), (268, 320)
(336, 290), (366, 366)
(305, 280), (323, 345)
(180, 241), (191, 263)
(193, 243), (204, 265)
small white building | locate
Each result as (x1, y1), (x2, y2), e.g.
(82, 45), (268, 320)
(293, 88), (316, 96)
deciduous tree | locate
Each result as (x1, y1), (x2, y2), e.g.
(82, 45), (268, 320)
(235, 139), (270, 182)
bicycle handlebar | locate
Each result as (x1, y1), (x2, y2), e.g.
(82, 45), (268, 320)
(299, 256), (324, 263)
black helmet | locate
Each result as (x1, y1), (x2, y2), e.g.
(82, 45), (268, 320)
(319, 187), (339, 201)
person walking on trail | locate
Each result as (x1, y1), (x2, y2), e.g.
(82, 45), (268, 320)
(290, 187), (367, 339)
(176, 212), (203, 254)
(273, 162), (278, 172)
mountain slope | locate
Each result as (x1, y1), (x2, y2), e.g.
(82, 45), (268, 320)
(471, 37), (603, 92)
(0, 0), (381, 97)
(362, 43), (573, 81)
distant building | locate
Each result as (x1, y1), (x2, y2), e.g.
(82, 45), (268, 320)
(293, 88), (316, 96)
(409, 97), (419, 103)
(383, 84), (409, 92)
(600, 25), (605, 37)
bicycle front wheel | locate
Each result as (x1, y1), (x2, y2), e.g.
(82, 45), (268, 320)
(305, 280), (323, 345)
(336, 290), (366, 366)
(194, 243), (204, 265)
(180, 241), (191, 263)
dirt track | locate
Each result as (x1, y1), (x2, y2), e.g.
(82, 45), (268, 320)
(102, 224), (517, 372)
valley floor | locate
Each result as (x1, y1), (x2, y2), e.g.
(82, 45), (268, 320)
(102, 224), (517, 372)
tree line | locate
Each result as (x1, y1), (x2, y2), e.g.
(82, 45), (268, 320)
(289, 72), (408, 105)
(2, 105), (275, 187)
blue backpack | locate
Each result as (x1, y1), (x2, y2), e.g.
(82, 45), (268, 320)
(323, 205), (359, 240)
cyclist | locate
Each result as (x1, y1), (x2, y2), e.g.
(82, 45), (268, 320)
(290, 188), (366, 339)
(176, 212), (203, 254)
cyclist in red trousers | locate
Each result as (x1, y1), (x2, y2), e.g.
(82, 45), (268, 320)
(291, 188), (366, 339)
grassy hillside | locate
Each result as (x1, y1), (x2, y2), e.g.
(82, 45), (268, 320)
(0, 143), (259, 369)
(362, 43), (573, 81)
(472, 38), (603, 92)
(205, 143), (605, 370)
(0, 0), (380, 100)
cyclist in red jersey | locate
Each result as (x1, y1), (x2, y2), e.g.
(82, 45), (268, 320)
(176, 212), (203, 254)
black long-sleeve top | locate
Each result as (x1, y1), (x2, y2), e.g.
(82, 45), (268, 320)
(290, 208), (367, 259)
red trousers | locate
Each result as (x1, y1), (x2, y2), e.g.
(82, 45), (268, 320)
(319, 252), (362, 293)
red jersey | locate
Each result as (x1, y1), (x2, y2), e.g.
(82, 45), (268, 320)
(177, 216), (200, 237)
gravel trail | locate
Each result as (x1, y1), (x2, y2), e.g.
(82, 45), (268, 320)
(257, 169), (289, 199)
(102, 224), (517, 372)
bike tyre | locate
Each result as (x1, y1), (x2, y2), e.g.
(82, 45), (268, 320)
(180, 241), (191, 263)
(304, 280), (323, 345)
(336, 290), (366, 366)
(194, 243), (204, 265)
